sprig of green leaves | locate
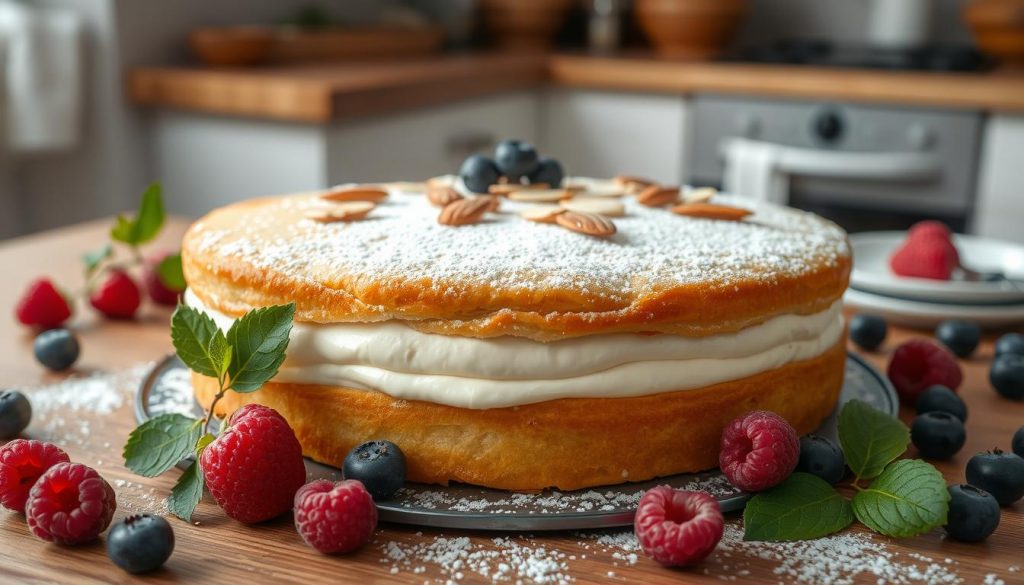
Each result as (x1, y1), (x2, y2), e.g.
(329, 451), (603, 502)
(111, 182), (165, 246)
(743, 400), (949, 542)
(123, 302), (295, 521)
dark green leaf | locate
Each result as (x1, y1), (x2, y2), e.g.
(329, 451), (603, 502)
(852, 459), (949, 538)
(110, 182), (164, 245)
(838, 399), (909, 481)
(82, 243), (112, 276)
(122, 414), (203, 477)
(743, 473), (854, 541)
(171, 304), (231, 379)
(226, 303), (295, 393)
(157, 253), (186, 292)
(168, 459), (204, 522)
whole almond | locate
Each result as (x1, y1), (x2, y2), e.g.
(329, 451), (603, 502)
(439, 196), (492, 226)
(670, 202), (752, 221)
(306, 201), (376, 223)
(489, 183), (549, 195)
(321, 186), (388, 203)
(485, 195), (501, 212)
(556, 210), (617, 237)
(614, 174), (656, 193)
(508, 189), (571, 203)
(636, 186), (680, 207)
(560, 197), (626, 217)
(520, 204), (566, 224)
(427, 186), (463, 207)
(684, 186), (717, 204)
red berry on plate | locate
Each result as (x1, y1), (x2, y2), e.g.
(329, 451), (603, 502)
(0, 439), (70, 512)
(89, 270), (141, 319)
(25, 462), (116, 545)
(15, 278), (72, 329)
(294, 479), (377, 554)
(888, 339), (963, 406)
(889, 233), (959, 280)
(200, 404), (306, 524)
(144, 253), (183, 306)
(634, 486), (724, 567)
(719, 410), (800, 492)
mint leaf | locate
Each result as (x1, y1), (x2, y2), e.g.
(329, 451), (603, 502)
(111, 182), (164, 245)
(157, 253), (186, 292)
(168, 460), (204, 522)
(196, 433), (215, 455)
(226, 303), (295, 393)
(743, 473), (854, 541)
(122, 414), (203, 477)
(852, 459), (949, 537)
(171, 304), (231, 379)
(838, 399), (909, 481)
(82, 243), (112, 276)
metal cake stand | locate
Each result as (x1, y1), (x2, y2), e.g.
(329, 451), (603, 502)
(136, 353), (896, 531)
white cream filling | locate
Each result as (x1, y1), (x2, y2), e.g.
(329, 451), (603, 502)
(186, 290), (842, 409)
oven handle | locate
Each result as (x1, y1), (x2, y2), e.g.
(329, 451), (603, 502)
(719, 139), (942, 181)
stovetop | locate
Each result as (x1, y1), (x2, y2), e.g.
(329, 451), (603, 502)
(726, 40), (990, 73)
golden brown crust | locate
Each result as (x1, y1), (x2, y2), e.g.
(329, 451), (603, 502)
(194, 340), (846, 491)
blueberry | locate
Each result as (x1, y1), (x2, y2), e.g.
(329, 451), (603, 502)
(795, 435), (846, 485)
(459, 155), (501, 194)
(33, 328), (79, 371)
(848, 314), (887, 351)
(965, 450), (1024, 506)
(995, 333), (1024, 358)
(0, 390), (31, 439)
(944, 484), (1001, 542)
(343, 440), (406, 501)
(528, 157), (564, 187)
(1014, 426), (1024, 459)
(911, 412), (966, 460)
(915, 385), (967, 422)
(494, 140), (539, 181)
(106, 514), (175, 574)
(934, 320), (981, 358)
(990, 353), (1024, 400)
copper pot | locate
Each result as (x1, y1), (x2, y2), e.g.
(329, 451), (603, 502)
(480, 0), (574, 51)
(965, 0), (1024, 66)
(635, 0), (748, 58)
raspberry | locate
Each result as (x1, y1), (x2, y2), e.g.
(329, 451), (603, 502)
(199, 404), (306, 524)
(0, 439), (70, 512)
(294, 479), (377, 554)
(89, 270), (141, 319)
(719, 410), (800, 492)
(634, 487), (724, 567)
(25, 462), (116, 545)
(888, 339), (963, 405)
(15, 278), (72, 329)
(889, 233), (959, 280)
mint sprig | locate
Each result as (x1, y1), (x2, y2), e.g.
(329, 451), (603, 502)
(742, 401), (948, 542)
(744, 473), (854, 541)
(111, 182), (165, 246)
(123, 301), (295, 521)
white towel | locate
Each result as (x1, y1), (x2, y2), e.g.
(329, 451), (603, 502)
(722, 138), (790, 205)
(0, 1), (82, 152)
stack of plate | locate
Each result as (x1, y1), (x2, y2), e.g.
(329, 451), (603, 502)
(845, 231), (1024, 328)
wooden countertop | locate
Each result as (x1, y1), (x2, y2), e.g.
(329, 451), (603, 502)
(1, 218), (1023, 584)
(127, 51), (1024, 123)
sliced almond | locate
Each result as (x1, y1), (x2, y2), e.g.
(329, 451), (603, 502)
(508, 189), (571, 203)
(556, 210), (617, 237)
(387, 181), (428, 193)
(636, 185), (680, 207)
(684, 186), (717, 204)
(488, 183), (549, 196)
(438, 196), (493, 226)
(321, 186), (388, 203)
(670, 202), (752, 221)
(520, 204), (566, 224)
(427, 186), (463, 207)
(484, 195), (502, 212)
(427, 175), (456, 189)
(614, 174), (656, 193)
(560, 197), (626, 218)
(305, 201), (376, 223)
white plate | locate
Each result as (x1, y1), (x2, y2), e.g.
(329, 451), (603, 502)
(844, 287), (1024, 329)
(850, 231), (1024, 304)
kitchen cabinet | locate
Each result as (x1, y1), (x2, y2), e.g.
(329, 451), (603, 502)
(973, 115), (1024, 243)
(541, 89), (690, 184)
(152, 92), (541, 218)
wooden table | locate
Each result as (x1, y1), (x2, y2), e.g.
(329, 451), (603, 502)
(1, 218), (1021, 584)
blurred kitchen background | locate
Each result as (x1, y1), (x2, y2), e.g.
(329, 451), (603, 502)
(1, 0), (1023, 241)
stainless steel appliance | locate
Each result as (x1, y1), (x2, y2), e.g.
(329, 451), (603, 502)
(688, 95), (984, 232)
